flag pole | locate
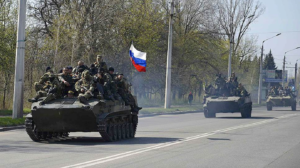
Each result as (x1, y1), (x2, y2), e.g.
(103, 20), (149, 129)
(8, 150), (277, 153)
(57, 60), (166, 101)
(130, 41), (134, 92)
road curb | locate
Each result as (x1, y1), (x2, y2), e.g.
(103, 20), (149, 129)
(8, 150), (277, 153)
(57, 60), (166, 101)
(0, 125), (25, 132)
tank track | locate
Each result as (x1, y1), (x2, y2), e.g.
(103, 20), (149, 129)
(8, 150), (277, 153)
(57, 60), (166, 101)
(98, 114), (138, 142)
(25, 117), (69, 142)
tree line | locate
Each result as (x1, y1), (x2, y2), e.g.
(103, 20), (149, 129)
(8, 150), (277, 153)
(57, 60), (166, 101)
(0, 0), (266, 108)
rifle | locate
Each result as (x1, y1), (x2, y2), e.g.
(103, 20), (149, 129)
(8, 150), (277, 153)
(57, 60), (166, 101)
(48, 86), (57, 94)
(81, 86), (94, 96)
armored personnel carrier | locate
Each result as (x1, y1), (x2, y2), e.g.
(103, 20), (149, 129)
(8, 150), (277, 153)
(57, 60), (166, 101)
(203, 96), (252, 118)
(25, 98), (139, 142)
(266, 95), (296, 111)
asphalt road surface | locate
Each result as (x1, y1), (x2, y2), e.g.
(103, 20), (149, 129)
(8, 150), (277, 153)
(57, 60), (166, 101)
(1, 106), (300, 168)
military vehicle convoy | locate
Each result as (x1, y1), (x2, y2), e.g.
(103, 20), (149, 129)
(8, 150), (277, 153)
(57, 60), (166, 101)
(203, 96), (252, 118)
(266, 95), (296, 111)
(25, 98), (139, 142)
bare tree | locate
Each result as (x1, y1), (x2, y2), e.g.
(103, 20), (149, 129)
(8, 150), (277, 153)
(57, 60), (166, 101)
(216, 0), (264, 57)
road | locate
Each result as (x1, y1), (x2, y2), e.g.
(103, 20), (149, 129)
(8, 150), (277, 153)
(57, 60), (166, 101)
(0, 106), (300, 168)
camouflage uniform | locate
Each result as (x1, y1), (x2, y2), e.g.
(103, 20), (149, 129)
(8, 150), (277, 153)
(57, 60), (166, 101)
(230, 72), (236, 82)
(110, 73), (120, 99)
(230, 77), (239, 96)
(95, 62), (108, 73)
(116, 77), (129, 104)
(59, 73), (75, 96)
(73, 65), (90, 79)
(29, 72), (54, 102)
(40, 74), (62, 105)
(269, 88), (276, 96)
(215, 74), (226, 96)
(29, 84), (49, 102)
(116, 76), (140, 112)
(237, 84), (248, 97)
(75, 70), (95, 103)
(34, 72), (53, 92)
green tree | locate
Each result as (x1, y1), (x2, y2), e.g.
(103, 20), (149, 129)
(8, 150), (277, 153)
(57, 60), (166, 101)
(263, 50), (277, 70)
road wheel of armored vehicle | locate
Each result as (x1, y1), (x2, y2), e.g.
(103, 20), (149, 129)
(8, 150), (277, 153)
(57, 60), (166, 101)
(129, 123), (134, 138)
(291, 102), (297, 111)
(125, 124), (130, 138)
(117, 124), (122, 140)
(99, 125), (114, 142)
(241, 105), (252, 118)
(121, 124), (126, 139)
(267, 103), (272, 111)
(204, 108), (216, 118)
(25, 117), (42, 142)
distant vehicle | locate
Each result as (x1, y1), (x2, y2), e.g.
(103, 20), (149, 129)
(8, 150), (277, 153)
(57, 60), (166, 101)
(203, 95), (252, 118)
(25, 98), (139, 142)
(266, 94), (296, 111)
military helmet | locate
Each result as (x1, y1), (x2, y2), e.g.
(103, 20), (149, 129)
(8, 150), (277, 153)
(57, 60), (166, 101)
(46, 66), (51, 72)
(109, 67), (114, 72)
(97, 55), (103, 58)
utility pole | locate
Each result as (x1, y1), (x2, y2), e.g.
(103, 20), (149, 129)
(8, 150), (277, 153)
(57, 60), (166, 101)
(295, 62), (297, 89)
(12, 0), (27, 119)
(228, 36), (233, 79)
(282, 47), (300, 87)
(257, 33), (281, 104)
(258, 44), (263, 104)
(164, 0), (174, 109)
(282, 56), (286, 87)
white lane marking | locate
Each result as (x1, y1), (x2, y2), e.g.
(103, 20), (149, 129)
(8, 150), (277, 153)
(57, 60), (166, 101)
(61, 113), (299, 168)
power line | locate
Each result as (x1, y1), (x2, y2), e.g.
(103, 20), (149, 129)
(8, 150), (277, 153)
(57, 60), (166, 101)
(246, 31), (300, 35)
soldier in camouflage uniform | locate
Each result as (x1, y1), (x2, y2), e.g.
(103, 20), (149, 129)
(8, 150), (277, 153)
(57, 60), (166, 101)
(94, 55), (108, 72)
(34, 67), (53, 92)
(230, 72), (236, 81)
(28, 82), (50, 102)
(73, 61), (90, 79)
(95, 68), (114, 100)
(202, 84), (215, 104)
(237, 83), (249, 97)
(215, 73), (226, 96)
(39, 73), (62, 105)
(75, 70), (95, 104)
(268, 86), (274, 96)
(116, 73), (142, 112)
(229, 77), (239, 96)
(59, 67), (75, 96)
(108, 67), (121, 100)
(29, 67), (54, 102)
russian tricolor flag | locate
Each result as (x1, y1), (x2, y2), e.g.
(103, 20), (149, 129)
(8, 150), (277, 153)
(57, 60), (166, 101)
(129, 44), (147, 72)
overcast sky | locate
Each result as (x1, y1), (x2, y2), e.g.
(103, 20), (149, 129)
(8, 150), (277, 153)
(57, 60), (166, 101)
(246, 0), (300, 77)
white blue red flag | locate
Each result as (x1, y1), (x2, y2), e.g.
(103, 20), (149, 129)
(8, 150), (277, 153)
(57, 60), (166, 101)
(129, 44), (147, 72)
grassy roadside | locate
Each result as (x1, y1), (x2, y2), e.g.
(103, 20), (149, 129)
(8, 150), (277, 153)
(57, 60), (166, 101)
(0, 108), (31, 116)
(252, 102), (266, 107)
(0, 117), (25, 127)
(0, 109), (30, 127)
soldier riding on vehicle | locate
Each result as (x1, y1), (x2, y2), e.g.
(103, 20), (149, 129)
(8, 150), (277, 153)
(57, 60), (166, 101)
(75, 70), (95, 104)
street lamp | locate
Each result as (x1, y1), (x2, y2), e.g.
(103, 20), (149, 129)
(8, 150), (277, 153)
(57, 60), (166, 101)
(258, 33), (281, 104)
(282, 47), (300, 86)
